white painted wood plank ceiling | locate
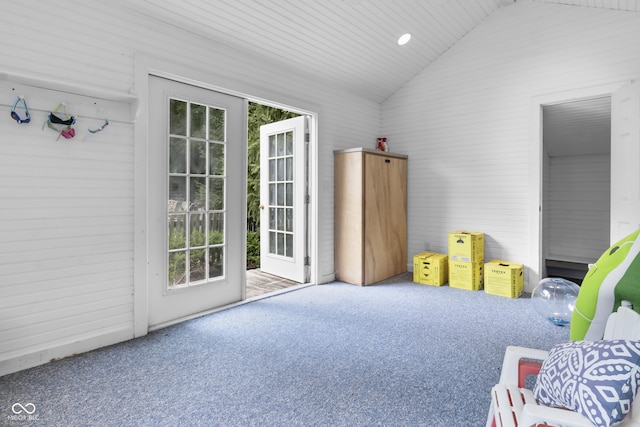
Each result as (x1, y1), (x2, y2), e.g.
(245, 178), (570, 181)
(119, 0), (513, 102)
(119, 0), (639, 103)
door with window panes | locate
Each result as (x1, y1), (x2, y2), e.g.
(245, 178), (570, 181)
(259, 116), (308, 283)
(148, 76), (245, 328)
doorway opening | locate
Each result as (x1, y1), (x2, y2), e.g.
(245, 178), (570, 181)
(541, 96), (611, 284)
(245, 102), (306, 299)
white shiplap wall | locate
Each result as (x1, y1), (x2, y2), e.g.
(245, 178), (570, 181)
(0, 1), (379, 375)
(381, 0), (640, 291)
(0, 81), (135, 373)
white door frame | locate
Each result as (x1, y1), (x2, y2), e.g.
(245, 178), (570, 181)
(134, 55), (319, 337)
(611, 80), (640, 242)
(247, 99), (317, 287)
(528, 81), (630, 293)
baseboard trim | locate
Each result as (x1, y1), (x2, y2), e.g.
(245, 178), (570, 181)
(0, 328), (134, 377)
(319, 272), (336, 284)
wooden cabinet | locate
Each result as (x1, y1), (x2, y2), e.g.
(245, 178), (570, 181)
(334, 148), (408, 285)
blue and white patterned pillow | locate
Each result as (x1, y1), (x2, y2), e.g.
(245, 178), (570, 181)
(533, 340), (640, 427)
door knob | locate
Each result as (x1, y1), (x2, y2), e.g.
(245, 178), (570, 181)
(259, 204), (265, 210)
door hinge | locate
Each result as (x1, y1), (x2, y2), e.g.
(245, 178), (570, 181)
(305, 194), (310, 204)
(305, 133), (310, 143)
(304, 256), (311, 266)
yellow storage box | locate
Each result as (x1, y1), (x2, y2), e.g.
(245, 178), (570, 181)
(485, 260), (524, 298)
(413, 252), (448, 286)
(448, 231), (484, 263)
(449, 260), (483, 291)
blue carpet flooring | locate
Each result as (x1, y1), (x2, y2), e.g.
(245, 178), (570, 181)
(0, 278), (569, 426)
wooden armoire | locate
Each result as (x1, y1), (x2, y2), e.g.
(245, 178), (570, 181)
(334, 147), (408, 285)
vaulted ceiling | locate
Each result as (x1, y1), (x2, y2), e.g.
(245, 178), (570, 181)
(118, 0), (504, 102)
(120, 0), (639, 103)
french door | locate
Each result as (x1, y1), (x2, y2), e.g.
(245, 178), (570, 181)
(148, 76), (246, 328)
(259, 116), (309, 283)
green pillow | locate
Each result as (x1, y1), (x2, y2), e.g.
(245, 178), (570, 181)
(571, 229), (640, 341)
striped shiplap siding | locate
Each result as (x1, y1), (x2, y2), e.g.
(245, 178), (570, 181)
(0, 1), (379, 375)
(0, 81), (135, 372)
(545, 154), (611, 263)
(381, 0), (640, 291)
(536, 0), (640, 12)
(0, 4), (141, 375)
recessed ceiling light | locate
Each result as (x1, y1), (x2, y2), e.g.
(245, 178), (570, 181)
(398, 33), (411, 46)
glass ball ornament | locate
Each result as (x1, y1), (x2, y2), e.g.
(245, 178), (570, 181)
(531, 278), (581, 326)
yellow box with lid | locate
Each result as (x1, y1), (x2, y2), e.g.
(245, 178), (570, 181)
(448, 231), (484, 263)
(449, 260), (483, 291)
(413, 252), (448, 286)
(485, 259), (524, 298)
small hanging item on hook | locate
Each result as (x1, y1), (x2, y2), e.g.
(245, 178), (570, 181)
(11, 96), (31, 124)
(83, 105), (109, 141)
(89, 119), (109, 134)
(83, 118), (109, 141)
(43, 102), (76, 140)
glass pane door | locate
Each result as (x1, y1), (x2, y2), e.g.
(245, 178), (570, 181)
(267, 130), (294, 258)
(259, 116), (308, 283)
(148, 75), (244, 329)
(167, 99), (227, 289)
